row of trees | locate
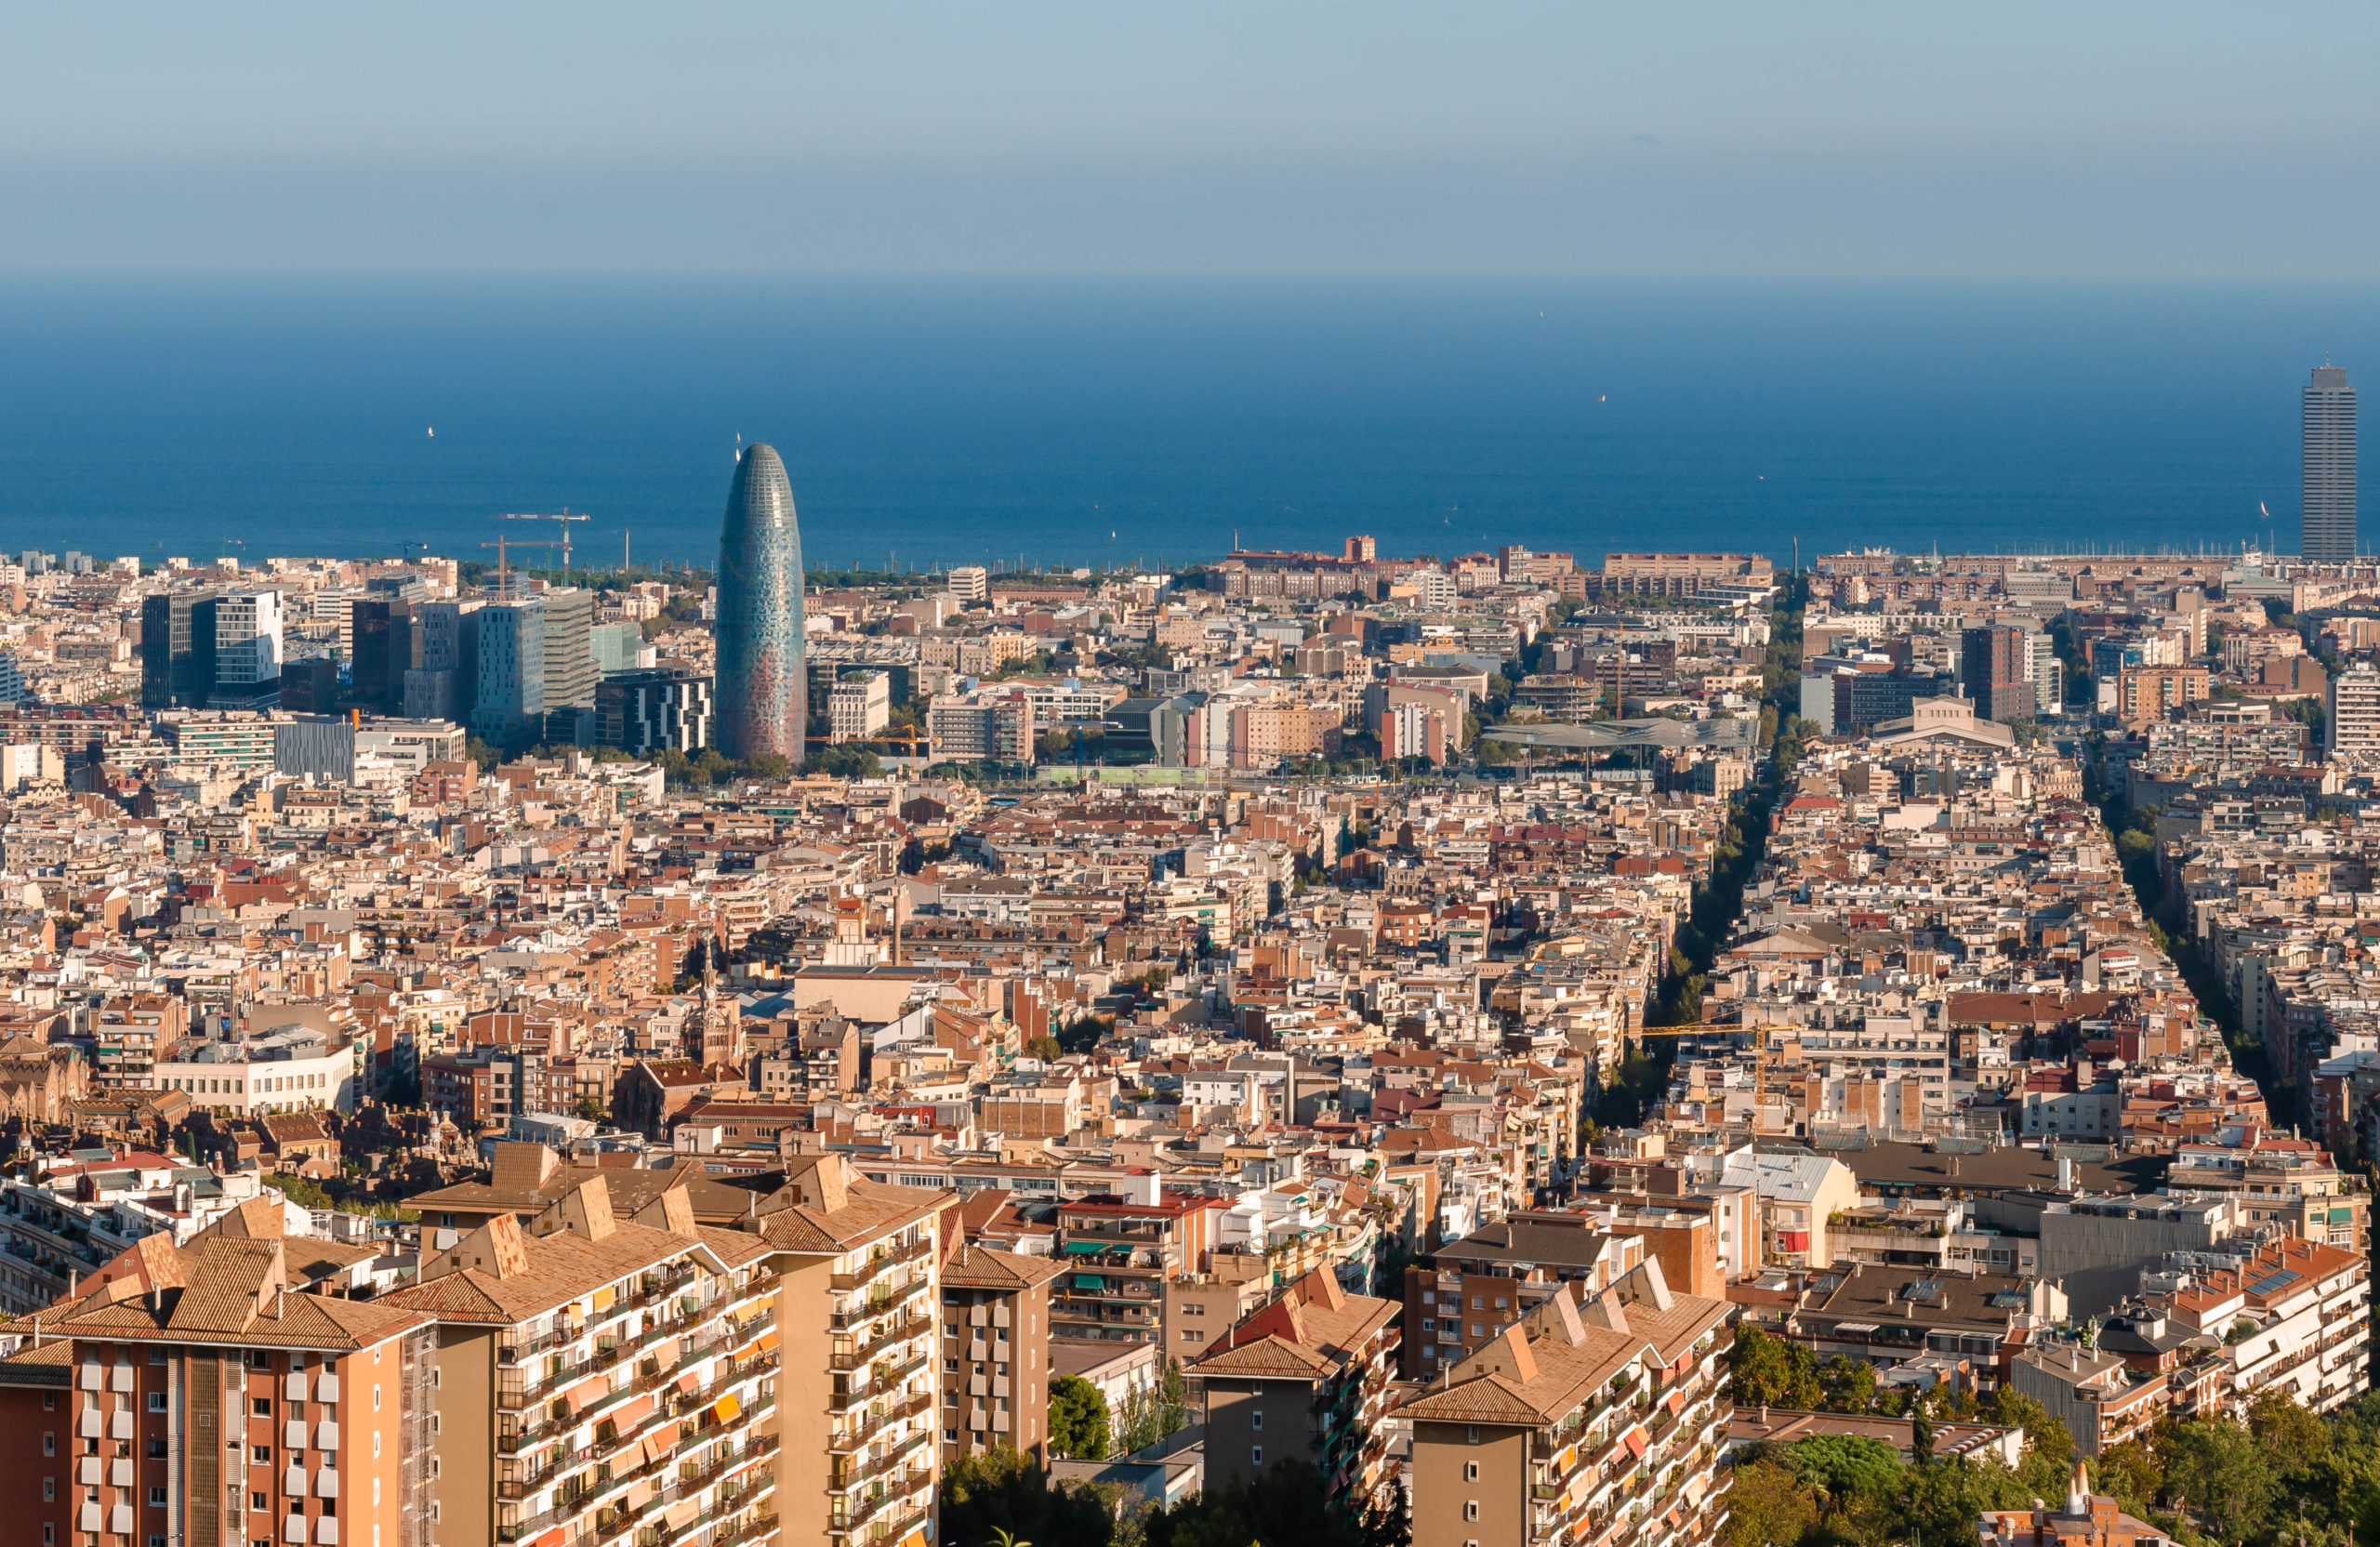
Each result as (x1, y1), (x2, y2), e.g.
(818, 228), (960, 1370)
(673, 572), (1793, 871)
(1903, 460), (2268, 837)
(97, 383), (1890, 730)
(1728, 1325), (2380, 1547)
(941, 1451), (1406, 1547)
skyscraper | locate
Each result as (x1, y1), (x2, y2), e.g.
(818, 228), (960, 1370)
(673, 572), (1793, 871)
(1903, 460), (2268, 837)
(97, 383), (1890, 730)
(1959, 626), (2036, 724)
(714, 442), (806, 762)
(2304, 364), (2358, 563)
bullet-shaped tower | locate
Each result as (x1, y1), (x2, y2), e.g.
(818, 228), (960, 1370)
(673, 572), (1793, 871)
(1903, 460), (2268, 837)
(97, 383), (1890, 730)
(714, 443), (806, 762)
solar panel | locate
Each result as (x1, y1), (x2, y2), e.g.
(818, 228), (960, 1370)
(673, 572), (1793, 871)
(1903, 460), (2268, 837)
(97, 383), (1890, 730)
(2248, 1269), (2303, 1296)
(1906, 1279), (1943, 1302)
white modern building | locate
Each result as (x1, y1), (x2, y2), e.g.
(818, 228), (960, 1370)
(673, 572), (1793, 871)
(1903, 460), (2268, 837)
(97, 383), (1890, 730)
(151, 1025), (360, 1115)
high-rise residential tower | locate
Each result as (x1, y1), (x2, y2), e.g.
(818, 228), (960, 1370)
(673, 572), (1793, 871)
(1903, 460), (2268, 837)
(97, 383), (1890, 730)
(2305, 364), (2358, 563)
(715, 442), (807, 762)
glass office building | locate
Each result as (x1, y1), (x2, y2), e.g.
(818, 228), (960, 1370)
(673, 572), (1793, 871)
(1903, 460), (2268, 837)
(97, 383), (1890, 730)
(714, 443), (807, 762)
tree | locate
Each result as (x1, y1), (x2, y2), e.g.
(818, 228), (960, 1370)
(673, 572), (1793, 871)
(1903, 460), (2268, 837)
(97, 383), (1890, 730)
(2158, 1414), (2278, 1540)
(1783, 1434), (1904, 1508)
(574, 1094), (608, 1124)
(938, 1446), (1115, 1547)
(1048, 1376), (1111, 1461)
(1723, 1455), (1818, 1547)
(1142, 1458), (1405, 1547)
(2249, 1386), (2333, 1475)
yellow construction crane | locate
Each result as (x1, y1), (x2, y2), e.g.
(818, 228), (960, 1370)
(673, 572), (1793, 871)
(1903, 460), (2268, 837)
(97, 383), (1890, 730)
(497, 509), (591, 575)
(1631, 1022), (1798, 1136)
(480, 537), (562, 595)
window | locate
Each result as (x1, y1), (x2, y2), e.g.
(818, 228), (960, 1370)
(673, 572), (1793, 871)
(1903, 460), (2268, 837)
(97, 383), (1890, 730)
(1250, 1447), (1263, 1467)
(1465, 1501), (1480, 1522)
(1464, 1461), (1480, 1482)
(1420, 1291), (1435, 1305)
(251, 1398), (270, 1418)
(1421, 1319), (1435, 1332)
(1250, 1410), (1263, 1431)
(41, 1477), (53, 1501)
(42, 1432), (53, 1455)
(150, 1488), (166, 1508)
(1471, 1297), (1483, 1309)
(372, 1480), (380, 1506)
(148, 1438), (165, 1459)
(150, 1349), (166, 1366)
(1469, 1324), (1483, 1338)
(945, 1429), (958, 1442)
(1494, 1298), (1506, 1310)
(373, 1386), (380, 1412)
(252, 1493), (269, 1512)
(148, 1393), (167, 1412)
(251, 1447), (270, 1465)
(42, 1393), (53, 1411)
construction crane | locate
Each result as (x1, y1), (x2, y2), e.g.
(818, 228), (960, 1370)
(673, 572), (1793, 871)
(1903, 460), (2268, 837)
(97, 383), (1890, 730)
(497, 509), (590, 575)
(1632, 1022), (1792, 1135)
(480, 537), (562, 596)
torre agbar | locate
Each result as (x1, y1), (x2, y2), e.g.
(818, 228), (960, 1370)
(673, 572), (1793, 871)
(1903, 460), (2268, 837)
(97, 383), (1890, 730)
(714, 443), (807, 762)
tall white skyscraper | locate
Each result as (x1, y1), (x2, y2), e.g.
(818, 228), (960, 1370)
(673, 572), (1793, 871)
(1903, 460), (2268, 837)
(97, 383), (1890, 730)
(2304, 364), (2358, 563)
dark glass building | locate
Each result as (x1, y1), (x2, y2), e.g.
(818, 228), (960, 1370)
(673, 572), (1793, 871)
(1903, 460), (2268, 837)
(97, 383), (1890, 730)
(714, 443), (806, 762)
(139, 592), (219, 708)
(350, 598), (415, 712)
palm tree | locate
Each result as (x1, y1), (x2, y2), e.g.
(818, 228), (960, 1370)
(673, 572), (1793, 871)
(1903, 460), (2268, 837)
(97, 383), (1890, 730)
(986, 1531), (1031, 1547)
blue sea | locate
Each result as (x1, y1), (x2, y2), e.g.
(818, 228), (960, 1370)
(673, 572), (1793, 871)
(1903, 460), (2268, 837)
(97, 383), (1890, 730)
(0, 274), (2371, 572)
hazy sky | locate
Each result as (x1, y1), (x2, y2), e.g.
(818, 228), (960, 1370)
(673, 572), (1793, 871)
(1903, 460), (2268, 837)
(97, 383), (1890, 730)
(8, 2), (2380, 273)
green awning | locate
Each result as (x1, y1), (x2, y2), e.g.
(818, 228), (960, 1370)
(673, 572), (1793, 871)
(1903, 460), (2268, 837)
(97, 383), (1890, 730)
(1073, 1274), (1107, 1290)
(1063, 1240), (1110, 1256)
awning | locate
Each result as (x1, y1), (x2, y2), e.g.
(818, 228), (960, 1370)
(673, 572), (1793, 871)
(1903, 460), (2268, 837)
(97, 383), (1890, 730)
(1663, 1390), (1683, 1415)
(641, 1429), (679, 1465)
(1622, 1427), (1647, 1460)
(611, 1395), (654, 1432)
(663, 1501), (699, 1530)
(1062, 1240), (1111, 1257)
(714, 1393), (741, 1423)
(533, 1529), (566, 1547)
(1073, 1274), (1106, 1290)
(755, 1330), (778, 1355)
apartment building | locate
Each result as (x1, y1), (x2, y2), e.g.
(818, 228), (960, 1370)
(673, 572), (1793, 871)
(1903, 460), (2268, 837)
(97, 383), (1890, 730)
(925, 689), (1034, 764)
(0, 1232), (432, 1547)
(752, 1152), (956, 1547)
(827, 672), (892, 744)
(2162, 1236), (2369, 1412)
(2009, 1344), (2164, 1459)
(1402, 1265), (1734, 1547)
(1187, 1266), (1401, 1511)
(1048, 1194), (1224, 1346)
(1403, 1215), (1646, 1380)
(384, 1177), (779, 1547)
(938, 1242), (1061, 1465)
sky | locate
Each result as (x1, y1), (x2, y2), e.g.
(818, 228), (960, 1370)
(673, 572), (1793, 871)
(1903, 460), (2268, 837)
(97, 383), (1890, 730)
(6, 3), (2380, 274)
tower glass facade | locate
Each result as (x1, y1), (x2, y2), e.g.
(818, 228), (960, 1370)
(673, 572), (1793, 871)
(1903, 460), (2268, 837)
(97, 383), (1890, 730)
(2305, 364), (2358, 563)
(714, 443), (807, 761)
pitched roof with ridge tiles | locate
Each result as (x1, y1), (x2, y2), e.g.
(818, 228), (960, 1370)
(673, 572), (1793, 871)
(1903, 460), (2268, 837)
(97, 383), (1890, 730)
(1399, 1264), (1729, 1428)
(1186, 1265), (1398, 1382)
(37, 1236), (431, 1353)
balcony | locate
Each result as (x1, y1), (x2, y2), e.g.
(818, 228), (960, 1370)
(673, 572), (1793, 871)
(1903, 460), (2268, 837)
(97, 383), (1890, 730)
(826, 1392), (933, 1455)
(830, 1311), (933, 1372)
(830, 1236), (932, 1295)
